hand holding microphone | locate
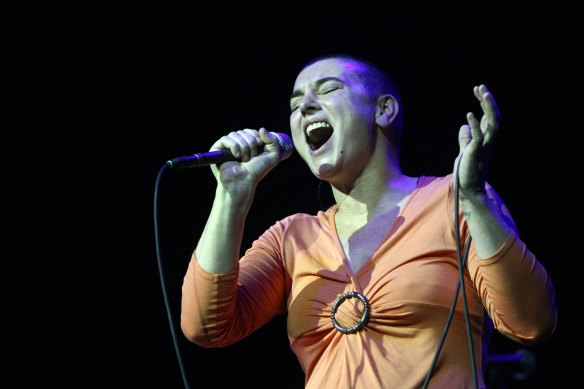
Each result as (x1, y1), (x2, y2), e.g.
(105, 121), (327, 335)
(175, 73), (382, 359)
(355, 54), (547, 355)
(167, 128), (293, 169)
(168, 128), (293, 200)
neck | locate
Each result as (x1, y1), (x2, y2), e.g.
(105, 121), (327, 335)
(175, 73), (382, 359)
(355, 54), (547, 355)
(330, 143), (415, 222)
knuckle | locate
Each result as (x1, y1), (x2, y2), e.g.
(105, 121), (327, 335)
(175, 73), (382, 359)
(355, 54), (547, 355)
(219, 136), (234, 146)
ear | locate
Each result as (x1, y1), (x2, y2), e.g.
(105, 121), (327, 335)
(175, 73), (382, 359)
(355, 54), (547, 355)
(374, 94), (399, 129)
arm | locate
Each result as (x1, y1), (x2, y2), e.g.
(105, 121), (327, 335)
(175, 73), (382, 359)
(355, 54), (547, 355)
(455, 86), (557, 342)
(181, 128), (283, 342)
(194, 128), (282, 274)
(181, 226), (287, 347)
(455, 85), (512, 258)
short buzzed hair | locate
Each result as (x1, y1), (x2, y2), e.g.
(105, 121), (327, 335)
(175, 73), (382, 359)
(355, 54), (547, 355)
(300, 54), (404, 144)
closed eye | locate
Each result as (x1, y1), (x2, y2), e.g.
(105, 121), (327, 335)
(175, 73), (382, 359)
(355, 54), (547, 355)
(320, 81), (343, 95)
(321, 87), (339, 94)
(289, 79), (344, 112)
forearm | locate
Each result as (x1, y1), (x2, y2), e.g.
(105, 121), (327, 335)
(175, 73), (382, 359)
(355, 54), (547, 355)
(180, 186), (252, 345)
(469, 234), (557, 343)
(181, 255), (240, 346)
(194, 186), (254, 274)
(461, 190), (557, 342)
(182, 197), (287, 346)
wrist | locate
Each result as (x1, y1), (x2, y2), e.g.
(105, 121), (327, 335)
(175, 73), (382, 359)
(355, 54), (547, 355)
(214, 185), (255, 218)
(458, 189), (490, 212)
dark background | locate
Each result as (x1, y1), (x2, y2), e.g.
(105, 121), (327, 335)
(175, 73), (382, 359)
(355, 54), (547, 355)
(6, 2), (581, 388)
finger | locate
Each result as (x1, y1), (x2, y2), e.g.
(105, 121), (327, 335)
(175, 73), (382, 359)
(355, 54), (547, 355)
(242, 129), (264, 153)
(467, 112), (483, 145)
(473, 85), (489, 118)
(475, 85), (500, 124)
(473, 85), (499, 143)
(474, 84), (489, 100)
(210, 134), (242, 159)
(255, 128), (282, 160)
(458, 124), (472, 156)
(237, 130), (260, 159)
(227, 131), (253, 162)
(473, 85), (482, 101)
(258, 128), (279, 150)
(481, 92), (500, 145)
(483, 90), (499, 122)
(484, 91), (500, 125)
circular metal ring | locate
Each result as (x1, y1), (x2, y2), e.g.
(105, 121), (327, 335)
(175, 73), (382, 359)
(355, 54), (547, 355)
(331, 291), (371, 334)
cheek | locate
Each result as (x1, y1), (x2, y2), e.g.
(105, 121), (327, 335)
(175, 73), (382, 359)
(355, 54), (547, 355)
(290, 116), (303, 142)
(291, 137), (304, 160)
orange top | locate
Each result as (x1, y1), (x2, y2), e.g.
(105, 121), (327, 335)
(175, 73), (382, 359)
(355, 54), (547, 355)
(181, 175), (557, 389)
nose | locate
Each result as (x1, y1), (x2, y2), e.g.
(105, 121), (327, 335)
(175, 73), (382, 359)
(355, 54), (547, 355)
(299, 91), (321, 115)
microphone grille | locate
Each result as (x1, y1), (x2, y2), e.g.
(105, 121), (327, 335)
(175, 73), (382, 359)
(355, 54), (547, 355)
(272, 132), (294, 161)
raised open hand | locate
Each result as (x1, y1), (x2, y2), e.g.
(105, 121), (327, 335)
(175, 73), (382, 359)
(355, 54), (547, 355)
(455, 84), (501, 201)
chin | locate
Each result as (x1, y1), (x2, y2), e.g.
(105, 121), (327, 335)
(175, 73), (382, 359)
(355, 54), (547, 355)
(310, 159), (344, 182)
(318, 163), (340, 178)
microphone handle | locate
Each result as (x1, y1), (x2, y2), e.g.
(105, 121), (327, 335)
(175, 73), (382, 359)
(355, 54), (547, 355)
(167, 149), (237, 169)
(166, 132), (293, 169)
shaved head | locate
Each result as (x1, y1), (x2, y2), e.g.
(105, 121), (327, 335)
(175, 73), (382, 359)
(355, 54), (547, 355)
(300, 54), (404, 143)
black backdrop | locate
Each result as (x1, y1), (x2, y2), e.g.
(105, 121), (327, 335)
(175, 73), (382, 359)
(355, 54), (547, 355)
(6, 2), (581, 388)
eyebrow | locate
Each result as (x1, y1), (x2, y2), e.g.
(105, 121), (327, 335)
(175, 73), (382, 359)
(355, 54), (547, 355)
(289, 76), (345, 102)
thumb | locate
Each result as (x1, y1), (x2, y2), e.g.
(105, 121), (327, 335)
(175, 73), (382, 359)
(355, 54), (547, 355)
(258, 127), (279, 153)
(458, 124), (472, 155)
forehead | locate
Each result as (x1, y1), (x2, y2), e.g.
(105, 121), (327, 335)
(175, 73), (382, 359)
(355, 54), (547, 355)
(293, 58), (365, 89)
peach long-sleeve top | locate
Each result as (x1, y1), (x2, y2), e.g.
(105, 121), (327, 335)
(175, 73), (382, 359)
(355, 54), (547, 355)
(181, 175), (557, 389)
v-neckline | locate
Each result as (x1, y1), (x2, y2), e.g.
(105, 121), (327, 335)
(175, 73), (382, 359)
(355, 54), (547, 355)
(327, 176), (424, 279)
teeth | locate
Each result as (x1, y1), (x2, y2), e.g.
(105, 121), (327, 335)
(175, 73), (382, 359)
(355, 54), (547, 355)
(306, 121), (331, 136)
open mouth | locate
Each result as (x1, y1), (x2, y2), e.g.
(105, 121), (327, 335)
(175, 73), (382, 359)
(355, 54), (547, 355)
(306, 121), (334, 151)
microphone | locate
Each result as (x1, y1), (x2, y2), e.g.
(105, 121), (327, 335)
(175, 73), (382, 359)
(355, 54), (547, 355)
(166, 132), (294, 169)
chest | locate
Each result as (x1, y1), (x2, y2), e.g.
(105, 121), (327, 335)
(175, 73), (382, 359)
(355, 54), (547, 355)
(335, 206), (401, 273)
(285, 216), (484, 340)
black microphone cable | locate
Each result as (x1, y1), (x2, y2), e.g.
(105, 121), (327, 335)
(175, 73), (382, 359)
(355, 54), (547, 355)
(154, 163), (191, 389)
(422, 156), (478, 389)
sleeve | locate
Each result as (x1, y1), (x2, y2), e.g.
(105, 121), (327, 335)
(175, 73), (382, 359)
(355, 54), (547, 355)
(461, 184), (558, 345)
(468, 233), (558, 344)
(180, 222), (289, 348)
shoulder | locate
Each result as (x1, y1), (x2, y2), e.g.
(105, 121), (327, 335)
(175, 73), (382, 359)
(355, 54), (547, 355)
(416, 174), (501, 206)
(255, 207), (336, 247)
(419, 174), (452, 186)
(250, 210), (335, 261)
(413, 175), (454, 202)
(269, 208), (334, 236)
